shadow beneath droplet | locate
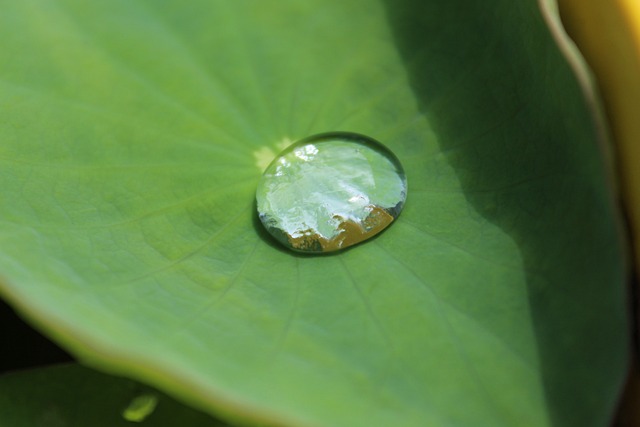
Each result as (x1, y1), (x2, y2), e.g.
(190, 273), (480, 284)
(381, 1), (629, 425)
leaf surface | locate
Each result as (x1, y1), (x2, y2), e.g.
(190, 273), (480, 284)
(0, 1), (628, 426)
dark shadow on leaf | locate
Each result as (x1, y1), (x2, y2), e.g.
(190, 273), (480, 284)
(382, 1), (629, 426)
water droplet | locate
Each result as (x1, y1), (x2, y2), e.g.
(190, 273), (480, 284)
(256, 132), (407, 253)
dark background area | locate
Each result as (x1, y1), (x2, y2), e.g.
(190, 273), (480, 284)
(0, 299), (73, 375)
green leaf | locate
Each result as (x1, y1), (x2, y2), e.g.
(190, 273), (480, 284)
(0, 364), (229, 426)
(0, 1), (628, 426)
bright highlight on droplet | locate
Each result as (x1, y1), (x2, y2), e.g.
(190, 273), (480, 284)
(122, 393), (159, 423)
(256, 132), (407, 253)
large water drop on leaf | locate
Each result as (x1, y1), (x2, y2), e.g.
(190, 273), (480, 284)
(256, 132), (407, 253)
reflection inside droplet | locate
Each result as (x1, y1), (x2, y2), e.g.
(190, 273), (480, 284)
(256, 132), (407, 253)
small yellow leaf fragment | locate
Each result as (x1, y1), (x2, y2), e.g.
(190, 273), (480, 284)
(254, 138), (294, 172)
(254, 147), (276, 172)
(277, 137), (293, 151)
(122, 393), (159, 423)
